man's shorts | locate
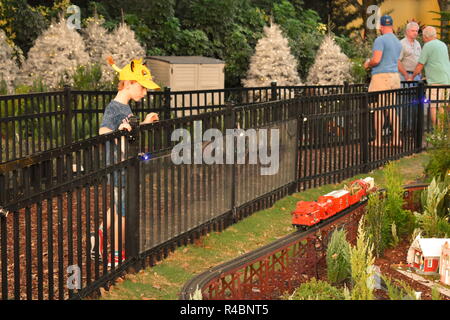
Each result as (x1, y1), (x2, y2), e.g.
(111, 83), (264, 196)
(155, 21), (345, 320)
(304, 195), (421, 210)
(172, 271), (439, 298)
(368, 72), (401, 92)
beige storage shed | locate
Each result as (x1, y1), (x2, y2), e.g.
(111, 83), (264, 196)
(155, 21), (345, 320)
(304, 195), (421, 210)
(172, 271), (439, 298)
(146, 56), (225, 114)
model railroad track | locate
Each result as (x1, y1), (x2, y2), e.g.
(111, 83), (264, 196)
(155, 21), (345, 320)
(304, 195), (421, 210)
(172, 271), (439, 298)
(179, 184), (427, 300)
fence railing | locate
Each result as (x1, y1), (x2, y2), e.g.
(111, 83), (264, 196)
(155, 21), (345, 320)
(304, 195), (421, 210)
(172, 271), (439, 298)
(1, 82), (368, 164)
(0, 83), (448, 300)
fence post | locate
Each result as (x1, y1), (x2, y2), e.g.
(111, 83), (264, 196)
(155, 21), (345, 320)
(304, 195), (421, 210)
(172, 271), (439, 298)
(361, 93), (370, 173)
(271, 81), (278, 101)
(63, 85), (73, 145)
(225, 101), (237, 223)
(343, 81), (349, 94)
(163, 87), (171, 120)
(126, 126), (141, 272)
(292, 99), (301, 194)
(416, 81), (425, 152)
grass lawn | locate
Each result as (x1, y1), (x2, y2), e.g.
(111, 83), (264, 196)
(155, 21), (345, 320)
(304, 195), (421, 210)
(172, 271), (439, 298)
(98, 152), (430, 300)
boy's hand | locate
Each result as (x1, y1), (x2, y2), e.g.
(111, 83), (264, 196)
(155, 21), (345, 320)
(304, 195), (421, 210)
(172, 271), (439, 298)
(143, 112), (159, 124)
(118, 118), (132, 131)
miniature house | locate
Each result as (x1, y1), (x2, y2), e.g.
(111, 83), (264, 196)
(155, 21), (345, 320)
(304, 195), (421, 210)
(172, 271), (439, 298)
(146, 56), (225, 114)
(440, 242), (450, 286)
(407, 235), (450, 275)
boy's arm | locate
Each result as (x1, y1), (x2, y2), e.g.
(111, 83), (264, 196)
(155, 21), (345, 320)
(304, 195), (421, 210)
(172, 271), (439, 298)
(99, 120), (132, 134)
(141, 112), (159, 124)
(99, 126), (113, 135)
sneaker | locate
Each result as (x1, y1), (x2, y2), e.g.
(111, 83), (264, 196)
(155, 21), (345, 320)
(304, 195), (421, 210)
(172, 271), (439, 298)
(90, 229), (104, 261)
(107, 251), (126, 267)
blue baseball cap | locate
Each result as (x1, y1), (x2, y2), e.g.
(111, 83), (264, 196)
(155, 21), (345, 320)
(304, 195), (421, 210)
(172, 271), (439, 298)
(380, 15), (393, 26)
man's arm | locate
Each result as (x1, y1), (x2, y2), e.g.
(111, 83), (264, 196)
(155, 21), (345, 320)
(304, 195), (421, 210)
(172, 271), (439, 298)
(398, 60), (408, 79)
(364, 50), (383, 69)
(411, 63), (424, 81)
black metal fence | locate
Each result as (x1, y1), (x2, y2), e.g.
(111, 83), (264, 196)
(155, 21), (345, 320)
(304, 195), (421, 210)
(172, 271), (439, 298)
(0, 83), (448, 300)
(1, 83), (367, 164)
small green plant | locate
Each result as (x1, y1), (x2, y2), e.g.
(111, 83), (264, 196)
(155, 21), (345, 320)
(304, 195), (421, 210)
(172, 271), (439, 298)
(326, 228), (351, 284)
(0, 73), (8, 95)
(425, 108), (450, 180)
(72, 63), (114, 91)
(363, 193), (390, 257)
(415, 177), (450, 237)
(391, 222), (399, 247)
(382, 275), (420, 300)
(384, 162), (416, 237)
(189, 285), (203, 300)
(287, 278), (345, 300)
(431, 286), (442, 300)
(350, 220), (375, 300)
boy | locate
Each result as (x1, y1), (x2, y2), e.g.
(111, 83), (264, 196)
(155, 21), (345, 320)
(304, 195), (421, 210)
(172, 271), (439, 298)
(91, 57), (160, 266)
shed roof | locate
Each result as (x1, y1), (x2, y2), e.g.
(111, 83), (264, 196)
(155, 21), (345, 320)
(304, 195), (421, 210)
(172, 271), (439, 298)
(147, 56), (224, 65)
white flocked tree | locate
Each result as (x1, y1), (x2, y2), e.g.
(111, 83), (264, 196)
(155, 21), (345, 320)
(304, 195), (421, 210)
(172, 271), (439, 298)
(103, 22), (146, 77)
(242, 23), (302, 88)
(81, 14), (115, 84)
(306, 34), (353, 85)
(19, 15), (90, 89)
(0, 29), (23, 93)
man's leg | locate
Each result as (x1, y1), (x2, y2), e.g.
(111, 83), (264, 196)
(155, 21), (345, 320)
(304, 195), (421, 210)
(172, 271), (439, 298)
(369, 74), (385, 146)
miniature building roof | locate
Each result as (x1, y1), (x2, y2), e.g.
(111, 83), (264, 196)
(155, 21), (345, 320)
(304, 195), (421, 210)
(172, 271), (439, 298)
(415, 238), (450, 257)
(147, 56), (225, 65)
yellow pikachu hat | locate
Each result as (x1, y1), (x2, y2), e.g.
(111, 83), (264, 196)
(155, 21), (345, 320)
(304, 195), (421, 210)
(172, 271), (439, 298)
(107, 56), (161, 90)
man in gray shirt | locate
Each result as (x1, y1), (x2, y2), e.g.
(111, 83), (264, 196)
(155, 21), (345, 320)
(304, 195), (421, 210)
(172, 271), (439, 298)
(398, 22), (422, 81)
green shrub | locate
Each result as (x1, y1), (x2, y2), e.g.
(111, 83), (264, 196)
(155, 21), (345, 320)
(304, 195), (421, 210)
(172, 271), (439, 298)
(363, 193), (390, 258)
(415, 177), (450, 237)
(0, 73), (7, 95)
(350, 220), (375, 300)
(326, 228), (351, 284)
(384, 162), (416, 237)
(425, 108), (450, 180)
(72, 63), (117, 91)
(431, 286), (442, 300)
(288, 278), (345, 300)
(382, 275), (420, 300)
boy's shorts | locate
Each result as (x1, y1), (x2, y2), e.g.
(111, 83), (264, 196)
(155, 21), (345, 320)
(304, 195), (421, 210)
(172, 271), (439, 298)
(105, 141), (126, 217)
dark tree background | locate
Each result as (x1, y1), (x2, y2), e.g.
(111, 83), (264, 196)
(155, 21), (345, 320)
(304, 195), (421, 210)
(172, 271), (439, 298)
(1, 0), (385, 86)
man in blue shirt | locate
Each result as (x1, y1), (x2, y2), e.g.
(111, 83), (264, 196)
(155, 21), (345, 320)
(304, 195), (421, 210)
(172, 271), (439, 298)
(364, 15), (402, 147)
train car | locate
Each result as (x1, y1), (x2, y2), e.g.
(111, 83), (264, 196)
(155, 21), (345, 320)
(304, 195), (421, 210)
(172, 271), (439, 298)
(292, 177), (374, 230)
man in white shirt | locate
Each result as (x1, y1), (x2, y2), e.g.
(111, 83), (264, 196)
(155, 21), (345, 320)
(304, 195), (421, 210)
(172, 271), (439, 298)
(398, 22), (422, 82)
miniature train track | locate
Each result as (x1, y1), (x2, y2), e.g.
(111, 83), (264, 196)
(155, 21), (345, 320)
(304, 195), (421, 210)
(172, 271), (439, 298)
(179, 184), (427, 300)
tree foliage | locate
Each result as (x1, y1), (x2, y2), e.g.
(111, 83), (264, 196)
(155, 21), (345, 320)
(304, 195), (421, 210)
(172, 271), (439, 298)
(242, 23), (302, 88)
(19, 15), (90, 89)
(306, 34), (353, 85)
(350, 220), (375, 300)
(2, 0), (380, 88)
(0, 29), (23, 93)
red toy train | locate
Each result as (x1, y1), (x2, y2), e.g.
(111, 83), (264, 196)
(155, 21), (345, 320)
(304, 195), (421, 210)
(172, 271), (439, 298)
(291, 177), (375, 230)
